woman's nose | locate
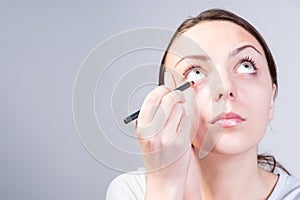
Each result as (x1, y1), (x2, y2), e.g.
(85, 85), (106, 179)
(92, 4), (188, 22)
(214, 74), (237, 102)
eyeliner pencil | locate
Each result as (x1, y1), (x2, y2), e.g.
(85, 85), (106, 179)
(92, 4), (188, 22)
(123, 81), (194, 124)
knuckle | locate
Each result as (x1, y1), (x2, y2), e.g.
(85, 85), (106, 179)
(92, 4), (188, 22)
(144, 86), (170, 104)
(144, 139), (155, 149)
(160, 137), (169, 147)
(144, 94), (159, 105)
(140, 138), (163, 153)
(135, 127), (143, 137)
(161, 93), (177, 105)
(161, 134), (176, 147)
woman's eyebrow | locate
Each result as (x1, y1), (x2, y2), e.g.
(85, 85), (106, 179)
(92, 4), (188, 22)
(174, 45), (261, 67)
(175, 55), (210, 67)
(229, 44), (262, 57)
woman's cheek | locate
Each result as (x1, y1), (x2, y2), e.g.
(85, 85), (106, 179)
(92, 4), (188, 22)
(180, 85), (200, 141)
(190, 87), (215, 148)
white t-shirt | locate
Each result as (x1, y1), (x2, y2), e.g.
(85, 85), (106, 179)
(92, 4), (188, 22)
(106, 168), (300, 200)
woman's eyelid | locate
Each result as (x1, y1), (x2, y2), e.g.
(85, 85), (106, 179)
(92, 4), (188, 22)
(182, 56), (258, 76)
(235, 59), (258, 74)
(181, 57), (210, 69)
(183, 65), (207, 76)
(236, 53), (258, 66)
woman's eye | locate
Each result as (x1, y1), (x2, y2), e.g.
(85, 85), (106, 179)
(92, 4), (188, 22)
(236, 61), (256, 74)
(185, 67), (206, 82)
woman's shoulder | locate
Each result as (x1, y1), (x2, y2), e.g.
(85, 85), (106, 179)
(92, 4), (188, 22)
(268, 172), (300, 200)
(105, 168), (146, 200)
(105, 168), (300, 200)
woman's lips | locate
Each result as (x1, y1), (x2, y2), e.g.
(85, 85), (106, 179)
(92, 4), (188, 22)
(211, 112), (246, 128)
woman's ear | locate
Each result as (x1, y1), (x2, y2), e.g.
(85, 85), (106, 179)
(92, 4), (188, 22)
(269, 84), (277, 120)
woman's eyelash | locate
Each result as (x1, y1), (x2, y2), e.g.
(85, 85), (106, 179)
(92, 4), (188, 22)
(242, 56), (257, 69)
(182, 66), (198, 76)
(182, 57), (257, 77)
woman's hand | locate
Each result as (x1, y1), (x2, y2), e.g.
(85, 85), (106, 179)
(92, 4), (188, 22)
(135, 72), (196, 200)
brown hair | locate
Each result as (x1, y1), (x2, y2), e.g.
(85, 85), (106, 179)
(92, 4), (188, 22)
(158, 8), (290, 175)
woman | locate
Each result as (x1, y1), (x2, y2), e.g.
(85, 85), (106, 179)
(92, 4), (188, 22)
(106, 9), (300, 199)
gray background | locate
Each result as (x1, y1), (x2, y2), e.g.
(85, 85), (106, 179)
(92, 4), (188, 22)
(1, 0), (299, 199)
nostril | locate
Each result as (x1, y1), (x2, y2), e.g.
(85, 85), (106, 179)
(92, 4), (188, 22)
(218, 94), (223, 99)
(229, 92), (234, 97)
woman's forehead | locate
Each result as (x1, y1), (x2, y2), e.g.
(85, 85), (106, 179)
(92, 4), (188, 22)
(182, 21), (263, 54)
(165, 21), (265, 65)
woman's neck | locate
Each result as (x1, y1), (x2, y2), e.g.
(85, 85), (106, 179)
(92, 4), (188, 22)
(195, 148), (278, 200)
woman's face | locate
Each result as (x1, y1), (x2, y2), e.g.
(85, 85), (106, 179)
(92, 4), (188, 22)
(164, 21), (276, 156)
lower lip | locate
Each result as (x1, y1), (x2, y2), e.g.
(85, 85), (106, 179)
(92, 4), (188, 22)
(214, 118), (244, 128)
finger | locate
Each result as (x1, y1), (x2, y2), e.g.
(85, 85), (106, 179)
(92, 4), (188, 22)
(137, 70), (178, 128)
(136, 91), (184, 138)
(159, 90), (185, 129)
(161, 103), (184, 145)
(176, 115), (192, 146)
(137, 85), (170, 128)
(161, 115), (192, 168)
(164, 71), (176, 89)
(157, 89), (185, 125)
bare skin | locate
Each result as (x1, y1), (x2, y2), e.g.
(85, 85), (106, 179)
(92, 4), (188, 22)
(136, 21), (279, 200)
